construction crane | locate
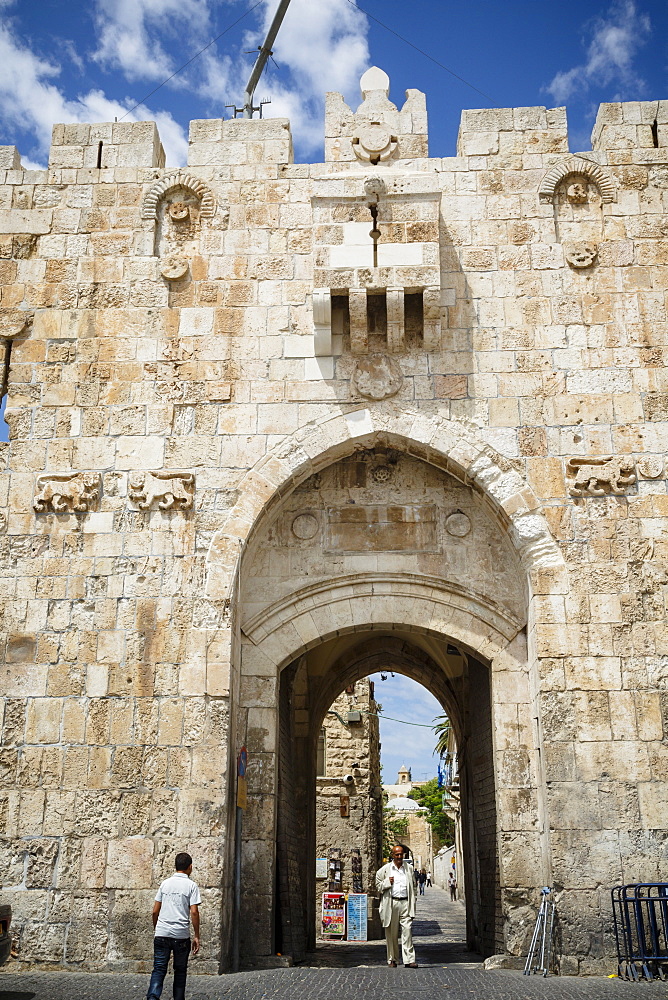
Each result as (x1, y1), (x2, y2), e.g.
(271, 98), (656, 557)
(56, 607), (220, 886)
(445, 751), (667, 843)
(227, 0), (293, 119)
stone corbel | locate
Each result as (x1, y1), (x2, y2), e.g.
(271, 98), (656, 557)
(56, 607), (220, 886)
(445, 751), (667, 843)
(0, 309), (33, 340)
(349, 288), (368, 355)
(386, 286), (405, 354)
(33, 473), (101, 513)
(423, 286), (441, 351)
(313, 288), (332, 356)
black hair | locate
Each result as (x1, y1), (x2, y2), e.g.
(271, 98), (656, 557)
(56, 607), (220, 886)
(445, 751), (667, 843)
(175, 852), (192, 871)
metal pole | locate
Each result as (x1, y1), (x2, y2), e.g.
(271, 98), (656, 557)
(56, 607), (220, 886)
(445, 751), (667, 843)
(231, 804), (242, 971)
(243, 0), (293, 117)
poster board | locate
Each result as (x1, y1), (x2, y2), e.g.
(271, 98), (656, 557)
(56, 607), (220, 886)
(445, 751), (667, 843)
(315, 857), (328, 879)
(346, 893), (368, 941)
(321, 893), (346, 937)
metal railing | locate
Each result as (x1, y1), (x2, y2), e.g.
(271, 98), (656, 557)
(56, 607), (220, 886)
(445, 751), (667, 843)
(611, 883), (668, 981)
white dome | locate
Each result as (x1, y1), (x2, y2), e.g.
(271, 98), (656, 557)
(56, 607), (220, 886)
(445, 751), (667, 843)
(387, 797), (424, 812)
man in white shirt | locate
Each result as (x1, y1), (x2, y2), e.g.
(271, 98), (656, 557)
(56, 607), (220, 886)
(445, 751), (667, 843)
(146, 852), (201, 1000)
(375, 845), (418, 968)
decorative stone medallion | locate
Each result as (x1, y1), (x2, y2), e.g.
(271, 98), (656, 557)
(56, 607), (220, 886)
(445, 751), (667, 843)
(291, 513), (319, 540)
(445, 511), (471, 537)
(353, 123), (397, 163)
(168, 201), (190, 221)
(564, 241), (598, 269)
(160, 255), (189, 281)
(372, 465), (392, 483)
(352, 354), (403, 400)
(637, 456), (665, 479)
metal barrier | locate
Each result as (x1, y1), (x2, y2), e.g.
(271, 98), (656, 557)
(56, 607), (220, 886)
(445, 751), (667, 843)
(611, 883), (668, 981)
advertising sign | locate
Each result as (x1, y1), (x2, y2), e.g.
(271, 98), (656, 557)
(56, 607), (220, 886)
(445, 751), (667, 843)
(346, 893), (368, 941)
(315, 857), (328, 879)
(321, 893), (346, 937)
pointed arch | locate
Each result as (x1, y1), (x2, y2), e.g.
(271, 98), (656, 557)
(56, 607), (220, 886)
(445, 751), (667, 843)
(205, 402), (565, 601)
(141, 170), (216, 220)
(538, 155), (616, 204)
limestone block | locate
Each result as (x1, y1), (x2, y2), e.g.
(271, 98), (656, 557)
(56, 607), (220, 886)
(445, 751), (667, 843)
(0, 146), (21, 170)
(106, 837), (154, 888)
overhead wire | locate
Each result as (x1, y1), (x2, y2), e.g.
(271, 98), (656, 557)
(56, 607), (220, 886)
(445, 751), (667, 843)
(118, 0), (265, 121)
(343, 0), (497, 106)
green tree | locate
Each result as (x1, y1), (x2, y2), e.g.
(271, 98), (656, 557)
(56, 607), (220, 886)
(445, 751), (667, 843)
(433, 714), (451, 757)
(408, 777), (454, 847)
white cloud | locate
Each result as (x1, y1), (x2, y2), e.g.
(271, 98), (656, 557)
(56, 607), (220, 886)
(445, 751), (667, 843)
(546, 1), (650, 104)
(230, 0), (370, 155)
(0, 21), (187, 166)
(92, 0), (213, 82)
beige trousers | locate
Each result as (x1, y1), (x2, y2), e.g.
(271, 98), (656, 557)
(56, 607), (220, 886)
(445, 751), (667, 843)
(384, 898), (415, 965)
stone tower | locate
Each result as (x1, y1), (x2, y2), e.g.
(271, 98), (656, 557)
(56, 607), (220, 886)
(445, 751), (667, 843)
(0, 69), (667, 975)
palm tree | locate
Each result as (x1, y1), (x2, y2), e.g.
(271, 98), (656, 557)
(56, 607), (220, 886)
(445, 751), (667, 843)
(433, 714), (451, 757)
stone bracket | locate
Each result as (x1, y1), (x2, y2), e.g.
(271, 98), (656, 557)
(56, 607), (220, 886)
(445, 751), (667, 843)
(313, 288), (332, 357)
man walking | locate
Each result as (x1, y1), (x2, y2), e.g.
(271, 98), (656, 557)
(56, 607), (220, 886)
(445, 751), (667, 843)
(375, 845), (418, 968)
(147, 852), (201, 1000)
(448, 869), (457, 901)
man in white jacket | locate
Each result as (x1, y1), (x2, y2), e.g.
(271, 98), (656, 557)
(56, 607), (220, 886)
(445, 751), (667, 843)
(375, 845), (418, 968)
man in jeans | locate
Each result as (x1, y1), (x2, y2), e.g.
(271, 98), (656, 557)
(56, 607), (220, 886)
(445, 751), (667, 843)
(147, 852), (201, 1000)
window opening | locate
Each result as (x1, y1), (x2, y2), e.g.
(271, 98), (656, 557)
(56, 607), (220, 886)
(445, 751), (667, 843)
(96, 141), (103, 168)
(0, 338), (12, 443)
(651, 119), (659, 148)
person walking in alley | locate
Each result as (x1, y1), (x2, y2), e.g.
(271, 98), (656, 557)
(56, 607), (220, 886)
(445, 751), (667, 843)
(418, 869), (426, 894)
(375, 846), (418, 968)
(426, 870), (432, 887)
(147, 852), (201, 1000)
(448, 869), (457, 901)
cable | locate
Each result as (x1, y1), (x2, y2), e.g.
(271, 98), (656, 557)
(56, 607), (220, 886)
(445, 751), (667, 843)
(371, 711), (446, 730)
(344, 0), (496, 106)
(118, 0), (265, 121)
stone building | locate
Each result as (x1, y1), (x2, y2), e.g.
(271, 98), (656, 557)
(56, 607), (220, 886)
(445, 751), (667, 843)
(383, 764), (435, 871)
(0, 63), (667, 975)
(314, 678), (382, 929)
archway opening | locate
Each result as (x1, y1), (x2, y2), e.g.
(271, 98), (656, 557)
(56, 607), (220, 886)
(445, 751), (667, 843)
(272, 630), (501, 962)
(234, 441), (544, 969)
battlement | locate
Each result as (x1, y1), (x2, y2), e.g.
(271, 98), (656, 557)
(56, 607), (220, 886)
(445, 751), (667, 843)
(48, 120), (166, 169)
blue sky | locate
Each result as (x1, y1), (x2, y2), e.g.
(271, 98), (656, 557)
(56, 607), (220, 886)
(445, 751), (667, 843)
(0, 0), (666, 168)
(369, 672), (444, 785)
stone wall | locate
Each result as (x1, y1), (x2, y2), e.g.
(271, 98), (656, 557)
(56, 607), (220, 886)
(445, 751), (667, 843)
(314, 679), (382, 932)
(0, 65), (667, 974)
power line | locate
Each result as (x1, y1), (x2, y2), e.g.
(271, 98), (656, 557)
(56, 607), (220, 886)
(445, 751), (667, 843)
(118, 0), (265, 121)
(344, 0), (497, 106)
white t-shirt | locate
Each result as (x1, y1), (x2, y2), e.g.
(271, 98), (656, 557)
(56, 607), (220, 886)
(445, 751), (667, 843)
(154, 872), (201, 939)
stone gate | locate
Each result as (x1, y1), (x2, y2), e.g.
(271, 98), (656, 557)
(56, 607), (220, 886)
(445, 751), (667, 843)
(0, 66), (667, 976)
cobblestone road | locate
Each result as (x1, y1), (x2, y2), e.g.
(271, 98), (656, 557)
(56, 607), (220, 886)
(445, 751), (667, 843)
(0, 887), (662, 999)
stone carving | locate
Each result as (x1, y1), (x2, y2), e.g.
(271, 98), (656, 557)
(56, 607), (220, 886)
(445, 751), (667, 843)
(352, 354), (403, 400)
(353, 123), (398, 163)
(141, 171), (216, 220)
(33, 473), (100, 513)
(567, 181), (588, 204)
(637, 456), (665, 479)
(445, 511), (471, 537)
(567, 457), (636, 497)
(160, 255), (189, 281)
(538, 156), (616, 204)
(168, 202), (190, 222)
(564, 241), (598, 269)
(291, 513), (319, 540)
(0, 308), (33, 339)
(372, 465), (392, 483)
(128, 471), (195, 510)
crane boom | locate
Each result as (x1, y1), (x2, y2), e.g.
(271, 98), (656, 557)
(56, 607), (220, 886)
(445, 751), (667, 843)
(243, 0), (293, 118)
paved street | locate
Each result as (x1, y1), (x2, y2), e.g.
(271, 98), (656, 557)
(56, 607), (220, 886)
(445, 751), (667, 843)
(0, 887), (662, 999)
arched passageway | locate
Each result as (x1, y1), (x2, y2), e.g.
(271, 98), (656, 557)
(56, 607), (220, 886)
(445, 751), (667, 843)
(274, 631), (502, 959)
(222, 428), (559, 967)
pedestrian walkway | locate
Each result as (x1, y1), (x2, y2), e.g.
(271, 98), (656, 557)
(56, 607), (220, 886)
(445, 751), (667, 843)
(0, 886), (663, 999)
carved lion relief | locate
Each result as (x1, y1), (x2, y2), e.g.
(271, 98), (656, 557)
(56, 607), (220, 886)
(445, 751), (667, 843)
(33, 473), (100, 513)
(128, 471), (195, 510)
(567, 457), (636, 497)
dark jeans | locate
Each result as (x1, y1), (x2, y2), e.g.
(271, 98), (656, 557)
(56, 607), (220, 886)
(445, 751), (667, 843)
(147, 936), (191, 1000)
